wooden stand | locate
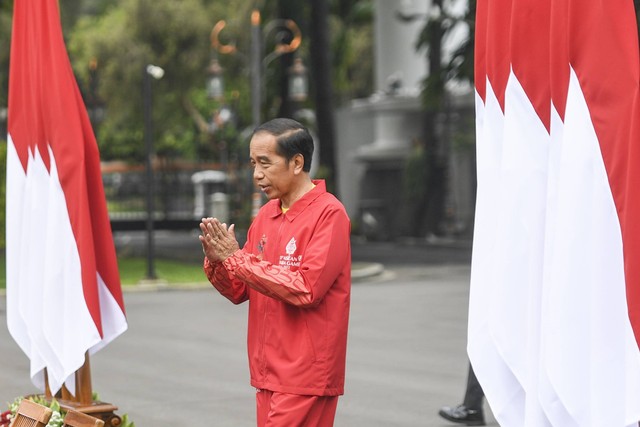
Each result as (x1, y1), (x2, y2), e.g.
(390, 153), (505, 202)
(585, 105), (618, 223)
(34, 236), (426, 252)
(44, 353), (122, 427)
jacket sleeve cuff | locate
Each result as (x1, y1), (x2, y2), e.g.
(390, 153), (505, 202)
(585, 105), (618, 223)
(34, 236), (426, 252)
(222, 250), (249, 272)
(203, 257), (221, 270)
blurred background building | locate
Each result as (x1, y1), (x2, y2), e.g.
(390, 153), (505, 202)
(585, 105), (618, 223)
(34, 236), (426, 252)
(336, 0), (475, 241)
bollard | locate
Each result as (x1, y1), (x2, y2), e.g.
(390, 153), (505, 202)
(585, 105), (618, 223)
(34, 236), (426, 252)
(209, 192), (229, 224)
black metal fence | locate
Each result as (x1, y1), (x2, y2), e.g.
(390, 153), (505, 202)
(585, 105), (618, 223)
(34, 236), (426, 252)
(103, 161), (251, 231)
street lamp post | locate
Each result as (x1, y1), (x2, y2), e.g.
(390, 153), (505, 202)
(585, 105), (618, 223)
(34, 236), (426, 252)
(86, 59), (106, 127)
(209, 11), (308, 219)
(250, 10), (262, 128)
(288, 57), (308, 103)
(143, 64), (164, 281)
(206, 57), (225, 101)
(209, 10), (307, 127)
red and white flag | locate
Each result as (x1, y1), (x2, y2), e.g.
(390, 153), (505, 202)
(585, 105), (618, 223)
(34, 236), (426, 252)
(469, 0), (640, 425)
(6, 0), (127, 394)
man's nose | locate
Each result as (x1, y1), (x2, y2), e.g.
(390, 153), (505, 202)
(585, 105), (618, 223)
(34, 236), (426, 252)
(253, 167), (264, 180)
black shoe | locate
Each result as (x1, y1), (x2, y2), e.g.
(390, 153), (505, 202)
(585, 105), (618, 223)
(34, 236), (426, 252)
(438, 404), (486, 426)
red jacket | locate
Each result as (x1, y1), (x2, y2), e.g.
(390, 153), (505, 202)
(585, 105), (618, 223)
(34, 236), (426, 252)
(204, 180), (351, 396)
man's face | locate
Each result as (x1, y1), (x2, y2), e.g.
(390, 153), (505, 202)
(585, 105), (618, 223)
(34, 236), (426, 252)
(249, 132), (296, 201)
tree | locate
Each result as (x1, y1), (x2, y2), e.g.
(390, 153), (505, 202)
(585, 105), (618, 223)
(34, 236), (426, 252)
(330, 0), (374, 103)
(414, 0), (475, 236)
(1, 0), (375, 166)
(68, 0), (245, 161)
(309, 0), (338, 192)
(2, 0), (377, 245)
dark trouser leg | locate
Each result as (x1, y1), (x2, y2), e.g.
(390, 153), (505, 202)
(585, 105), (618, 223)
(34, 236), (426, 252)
(463, 364), (484, 410)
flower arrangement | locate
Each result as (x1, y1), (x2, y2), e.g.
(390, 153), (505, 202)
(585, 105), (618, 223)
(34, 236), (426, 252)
(0, 396), (63, 427)
(1, 395), (135, 427)
(0, 410), (12, 426)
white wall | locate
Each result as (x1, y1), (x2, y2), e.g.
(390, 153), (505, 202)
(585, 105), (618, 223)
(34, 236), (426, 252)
(373, 0), (428, 94)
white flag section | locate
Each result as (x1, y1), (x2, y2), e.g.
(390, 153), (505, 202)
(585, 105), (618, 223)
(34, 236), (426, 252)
(469, 1), (640, 426)
(6, 0), (127, 395)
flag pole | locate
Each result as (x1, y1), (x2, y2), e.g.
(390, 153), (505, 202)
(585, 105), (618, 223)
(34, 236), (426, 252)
(75, 352), (93, 405)
(59, 353), (92, 404)
(43, 355), (121, 425)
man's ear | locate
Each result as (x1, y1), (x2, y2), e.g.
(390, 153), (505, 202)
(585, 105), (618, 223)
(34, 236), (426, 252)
(292, 153), (305, 174)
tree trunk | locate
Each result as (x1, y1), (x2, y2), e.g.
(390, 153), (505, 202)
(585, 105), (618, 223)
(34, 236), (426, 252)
(309, 0), (338, 193)
(422, 0), (447, 237)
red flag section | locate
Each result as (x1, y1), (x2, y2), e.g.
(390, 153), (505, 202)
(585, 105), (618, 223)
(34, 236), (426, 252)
(566, 0), (640, 351)
(6, 0), (127, 394)
(469, 0), (640, 425)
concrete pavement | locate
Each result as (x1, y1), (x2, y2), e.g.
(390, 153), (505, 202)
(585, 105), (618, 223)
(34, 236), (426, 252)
(0, 235), (496, 426)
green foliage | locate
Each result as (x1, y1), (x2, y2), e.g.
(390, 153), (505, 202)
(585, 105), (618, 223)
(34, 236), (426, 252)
(120, 413), (136, 427)
(0, 0), (376, 161)
(0, 256), (206, 289)
(399, 142), (430, 237)
(0, 3), (11, 109)
(68, 0), (215, 161)
(6, 396), (135, 427)
(0, 0), (376, 166)
(403, 143), (428, 202)
(420, 72), (445, 111)
(416, 0), (475, 110)
(0, 249), (5, 288)
(0, 140), (6, 249)
(59, 0), (85, 32)
(116, 257), (206, 285)
(330, 0), (374, 102)
(451, 112), (476, 152)
(8, 397), (65, 427)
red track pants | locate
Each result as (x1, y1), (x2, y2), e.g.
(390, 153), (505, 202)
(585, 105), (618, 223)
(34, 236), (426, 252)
(256, 389), (339, 427)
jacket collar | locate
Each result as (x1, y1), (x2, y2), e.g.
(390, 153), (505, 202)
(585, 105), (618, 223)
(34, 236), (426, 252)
(267, 179), (326, 220)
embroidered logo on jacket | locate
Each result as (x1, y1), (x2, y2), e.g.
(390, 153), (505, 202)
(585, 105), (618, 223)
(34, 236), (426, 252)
(257, 234), (267, 260)
(280, 237), (302, 268)
(285, 237), (297, 255)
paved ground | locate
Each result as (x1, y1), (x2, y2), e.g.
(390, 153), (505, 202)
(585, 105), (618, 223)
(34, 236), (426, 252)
(0, 233), (497, 426)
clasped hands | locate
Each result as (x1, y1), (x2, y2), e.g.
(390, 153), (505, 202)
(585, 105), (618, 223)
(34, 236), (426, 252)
(199, 217), (240, 263)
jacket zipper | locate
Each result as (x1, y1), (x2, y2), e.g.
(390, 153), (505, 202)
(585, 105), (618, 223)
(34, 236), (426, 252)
(259, 214), (287, 378)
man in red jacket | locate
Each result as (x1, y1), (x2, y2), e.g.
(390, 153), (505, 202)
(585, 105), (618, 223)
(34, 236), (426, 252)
(200, 118), (351, 427)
